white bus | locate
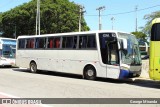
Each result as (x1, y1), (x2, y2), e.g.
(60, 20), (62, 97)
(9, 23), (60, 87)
(0, 38), (16, 66)
(16, 30), (142, 80)
(138, 39), (149, 56)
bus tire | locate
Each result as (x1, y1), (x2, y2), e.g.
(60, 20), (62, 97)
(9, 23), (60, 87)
(30, 62), (37, 73)
(84, 66), (96, 80)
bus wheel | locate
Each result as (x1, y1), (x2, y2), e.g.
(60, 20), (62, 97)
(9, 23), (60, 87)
(30, 62), (37, 73)
(84, 66), (96, 80)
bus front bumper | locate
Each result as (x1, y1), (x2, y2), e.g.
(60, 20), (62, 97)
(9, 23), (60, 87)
(0, 58), (15, 66)
(119, 69), (141, 79)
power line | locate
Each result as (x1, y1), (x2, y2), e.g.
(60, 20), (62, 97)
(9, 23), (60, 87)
(85, 4), (160, 17)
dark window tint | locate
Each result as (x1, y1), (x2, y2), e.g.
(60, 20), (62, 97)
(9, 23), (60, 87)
(62, 36), (77, 49)
(18, 39), (25, 49)
(151, 23), (160, 41)
(99, 33), (119, 65)
(66, 37), (74, 48)
(47, 37), (55, 48)
(87, 35), (96, 48)
(26, 39), (34, 49)
(47, 37), (60, 48)
(79, 34), (96, 49)
(35, 38), (46, 49)
(62, 37), (67, 48)
(55, 37), (60, 48)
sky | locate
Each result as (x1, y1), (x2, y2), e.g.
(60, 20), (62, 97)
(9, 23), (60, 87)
(0, 0), (160, 33)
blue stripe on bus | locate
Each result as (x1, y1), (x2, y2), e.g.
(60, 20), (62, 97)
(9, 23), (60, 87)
(119, 69), (129, 79)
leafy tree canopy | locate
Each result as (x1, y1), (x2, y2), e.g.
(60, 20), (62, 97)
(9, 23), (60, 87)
(0, 12), (3, 36)
(142, 11), (160, 34)
(131, 31), (147, 40)
(0, 0), (90, 38)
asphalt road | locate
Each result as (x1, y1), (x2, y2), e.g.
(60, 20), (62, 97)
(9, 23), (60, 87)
(0, 67), (160, 107)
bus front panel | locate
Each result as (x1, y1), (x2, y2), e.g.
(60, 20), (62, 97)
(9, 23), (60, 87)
(150, 21), (160, 80)
(149, 41), (160, 80)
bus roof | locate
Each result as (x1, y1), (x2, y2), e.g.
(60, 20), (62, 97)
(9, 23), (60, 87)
(0, 37), (16, 41)
(152, 18), (160, 25)
(17, 30), (132, 39)
(0, 38), (16, 45)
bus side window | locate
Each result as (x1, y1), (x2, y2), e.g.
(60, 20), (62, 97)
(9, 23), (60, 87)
(73, 36), (77, 49)
(87, 35), (96, 48)
(50, 40), (53, 48)
(25, 39), (34, 49)
(26, 39), (30, 48)
(79, 36), (87, 49)
(62, 37), (66, 48)
(35, 38), (39, 48)
(82, 36), (87, 48)
(55, 37), (60, 48)
(47, 37), (54, 48)
(18, 39), (25, 49)
(35, 38), (46, 49)
(79, 35), (96, 49)
(66, 37), (74, 48)
(79, 37), (82, 49)
(30, 39), (34, 48)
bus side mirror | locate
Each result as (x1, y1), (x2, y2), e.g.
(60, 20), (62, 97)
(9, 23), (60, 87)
(119, 38), (127, 50)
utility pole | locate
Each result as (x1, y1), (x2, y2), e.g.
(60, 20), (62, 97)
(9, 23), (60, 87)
(135, 5), (138, 32)
(79, 5), (86, 32)
(96, 6), (105, 30)
(36, 0), (40, 35)
(111, 17), (115, 30)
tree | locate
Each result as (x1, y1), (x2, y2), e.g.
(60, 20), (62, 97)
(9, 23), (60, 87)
(142, 11), (160, 34)
(0, 12), (3, 36)
(131, 31), (147, 40)
(0, 0), (90, 38)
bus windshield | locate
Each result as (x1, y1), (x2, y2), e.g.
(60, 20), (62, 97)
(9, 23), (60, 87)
(118, 32), (141, 65)
(2, 45), (16, 58)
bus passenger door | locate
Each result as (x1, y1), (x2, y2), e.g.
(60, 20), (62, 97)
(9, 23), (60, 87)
(99, 33), (120, 79)
(106, 41), (120, 79)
